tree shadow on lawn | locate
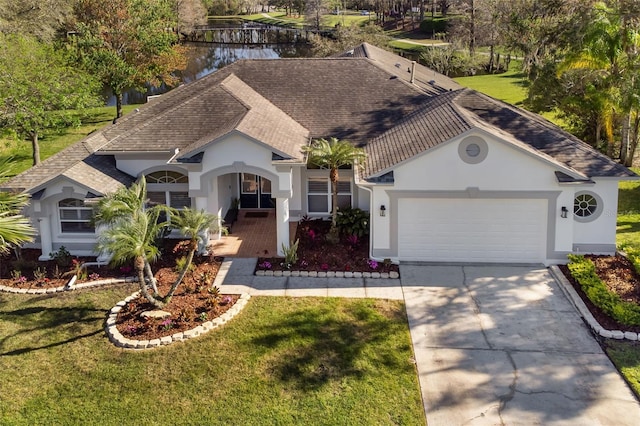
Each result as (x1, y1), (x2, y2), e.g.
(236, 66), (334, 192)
(0, 302), (104, 356)
(251, 301), (413, 391)
(616, 219), (640, 235)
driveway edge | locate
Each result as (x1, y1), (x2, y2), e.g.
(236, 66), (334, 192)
(549, 265), (639, 341)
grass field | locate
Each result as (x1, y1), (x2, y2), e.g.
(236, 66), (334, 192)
(241, 11), (375, 30)
(454, 65), (528, 106)
(0, 290), (424, 425)
(0, 105), (138, 178)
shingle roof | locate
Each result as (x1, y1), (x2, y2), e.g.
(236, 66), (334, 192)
(342, 42), (462, 96)
(2, 43), (634, 195)
(2, 132), (134, 193)
(365, 90), (473, 176)
(363, 87), (636, 179)
(176, 74), (309, 161)
(454, 90), (636, 179)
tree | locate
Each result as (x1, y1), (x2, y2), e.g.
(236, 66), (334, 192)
(173, 0), (208, 37)
(95, 177), (219, 308)
(0, 0), (73, 41)
(302, 138), (365, 243)
(0, 162), (36, 254)
(0, 34), (100, 166)
(556, 1), (640, 162)
(306, 0), (329, 31)
(72, 0), (189, 119)
(311, 22), (390, 57)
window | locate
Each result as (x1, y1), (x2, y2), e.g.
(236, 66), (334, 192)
(573, 191), (603, 222)
(144, 171), (191, 219)
(307, 177), (351, 214)
(146, 170), (189, 184)
(59, 199), (94, 233)
(147, 191), (191, 209)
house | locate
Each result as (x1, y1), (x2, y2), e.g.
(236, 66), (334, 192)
(2, 43), (636, 265)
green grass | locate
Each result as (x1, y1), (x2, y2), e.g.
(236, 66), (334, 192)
(454, 64), (529, 106)
(0, 105), (138, 178)
(229, 11), (375, 30)
(0, 289), (424, 425)
(617, 167), (640, 250)
(604, 341), (640, 396)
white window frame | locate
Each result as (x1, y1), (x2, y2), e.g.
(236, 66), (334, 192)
(145, 171), (192, 223)
(58, 198), (95, 234)
(306, 175), (352, 215)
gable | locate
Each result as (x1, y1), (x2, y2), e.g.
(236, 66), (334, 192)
(391, 131), (581, 191)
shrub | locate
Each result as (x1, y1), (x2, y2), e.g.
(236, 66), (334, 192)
(567, 254), (640, 326)
(281, 239), (299, 270)
(50, 246), (72, 267)
(336, 207), (369, 237)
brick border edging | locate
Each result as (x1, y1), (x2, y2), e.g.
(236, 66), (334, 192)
(549, 265), (639, 341)
(0, 276), (136, 294)
(105, 292), (251, 350)
(255, 270), (400, 279)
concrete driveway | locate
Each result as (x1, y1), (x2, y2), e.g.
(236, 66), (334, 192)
(402, 265), (640, 425)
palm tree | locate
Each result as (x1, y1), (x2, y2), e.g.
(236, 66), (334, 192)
(557, 2), (640, 162)
(162, 207), (217, 305)
(97, 210), (163, 306)
(302, 137), (366, 243)
(0, 162), (35, 254)
(94, 176), (219, 308)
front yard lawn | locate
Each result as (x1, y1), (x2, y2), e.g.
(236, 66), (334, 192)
(0, 286), (424, 425)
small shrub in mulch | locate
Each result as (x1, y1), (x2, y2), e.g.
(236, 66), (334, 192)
(256, 217), (399, 274)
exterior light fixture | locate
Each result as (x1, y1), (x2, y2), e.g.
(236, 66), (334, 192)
(380, 205), (386, 217)
(561, 206), (568, 219)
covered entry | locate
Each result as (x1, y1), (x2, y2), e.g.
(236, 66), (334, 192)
(239, 173), (274, 209)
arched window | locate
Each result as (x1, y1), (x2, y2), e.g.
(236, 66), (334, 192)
(145, 171), (191, 211)
(59, 199), (95, 233)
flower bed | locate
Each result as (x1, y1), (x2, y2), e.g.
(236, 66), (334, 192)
(0, 247), (127, 290)
(256, 218), (399, 275)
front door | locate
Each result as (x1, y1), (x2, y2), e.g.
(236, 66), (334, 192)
(240, 173), (273, 208)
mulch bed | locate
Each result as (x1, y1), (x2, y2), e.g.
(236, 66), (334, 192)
(256, 218), (399, 274)
(0, 249), (126, 289)
(559, 254), (640, 334)
(114, 257), (241, 341)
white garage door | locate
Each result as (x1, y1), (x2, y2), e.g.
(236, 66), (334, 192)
(398, 198), (547, 263)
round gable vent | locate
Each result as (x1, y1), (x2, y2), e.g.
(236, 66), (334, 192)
(458, 136), (488, 164)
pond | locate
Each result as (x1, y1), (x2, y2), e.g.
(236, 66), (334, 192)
(104, 21), (313, 105)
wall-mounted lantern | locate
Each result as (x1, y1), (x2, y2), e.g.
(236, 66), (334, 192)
(380, 205), (386, 217)
(561, 206), (568, 219)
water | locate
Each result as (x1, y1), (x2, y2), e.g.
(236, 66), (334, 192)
(104, 28), (312, 105)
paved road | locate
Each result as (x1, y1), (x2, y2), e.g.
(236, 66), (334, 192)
(402, 265), (640, 425)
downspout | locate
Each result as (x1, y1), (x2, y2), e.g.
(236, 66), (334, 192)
(353, 171), (376, 262)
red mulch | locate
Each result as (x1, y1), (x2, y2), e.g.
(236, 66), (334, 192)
(256, 218), (399, 274)
(114, 257), (240, 341)
(559, 254), (640, 333)
(0, 249), (126, 289)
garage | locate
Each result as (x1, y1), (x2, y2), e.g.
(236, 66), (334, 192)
(397, 198), (547, 263)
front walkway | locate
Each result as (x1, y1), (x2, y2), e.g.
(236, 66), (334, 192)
(209, 210), (297, 258)
(213, 258), (404, 299)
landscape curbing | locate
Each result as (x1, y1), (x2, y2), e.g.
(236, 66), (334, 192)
(105, 292), (251, 350)
(549, 265), (639, 341)
(255, 269), (399, 279)
(0, 276), (135, 294)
